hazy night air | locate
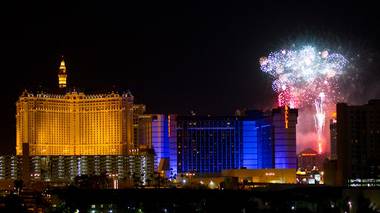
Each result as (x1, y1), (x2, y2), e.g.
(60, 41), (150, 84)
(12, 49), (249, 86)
(1, 1), (380, 155)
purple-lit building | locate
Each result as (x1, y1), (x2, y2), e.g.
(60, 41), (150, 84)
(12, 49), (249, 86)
(150, 114), (177, 178)
(151, 114), (169, 171)
(272, 107), (298, 169)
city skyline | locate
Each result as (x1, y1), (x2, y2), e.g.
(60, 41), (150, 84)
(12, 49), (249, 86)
(1, 2), (380, 212)
(1, 1), (380, 155)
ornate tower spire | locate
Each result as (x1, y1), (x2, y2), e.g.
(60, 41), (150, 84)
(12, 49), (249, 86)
(58, 56), (67, 88)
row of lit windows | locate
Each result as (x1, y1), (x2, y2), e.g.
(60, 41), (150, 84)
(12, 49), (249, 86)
(29, 144), (126, 155)
(21, 96), (123, 101)
(20, 102), (123, 110)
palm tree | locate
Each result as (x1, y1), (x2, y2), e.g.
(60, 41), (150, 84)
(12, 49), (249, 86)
(13, 179), (23, 195)
(153, 171), (161, 188)
(146, 178), (152, 187)
(132, 173), (141, 188)
(169, 168), (174, 180)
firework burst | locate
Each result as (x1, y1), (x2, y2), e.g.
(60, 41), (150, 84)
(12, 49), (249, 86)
(260, 45), (348, 153)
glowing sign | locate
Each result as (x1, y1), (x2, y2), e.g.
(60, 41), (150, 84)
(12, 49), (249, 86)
(296, 170), (306, 175)
(168, 115), (171, 137)
(284, 105), (289, 128)
(265, 172), (275, 176)
(301, 153), (317, 157)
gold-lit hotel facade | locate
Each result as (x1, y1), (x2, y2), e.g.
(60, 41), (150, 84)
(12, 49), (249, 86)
(16, 58), (134, 156)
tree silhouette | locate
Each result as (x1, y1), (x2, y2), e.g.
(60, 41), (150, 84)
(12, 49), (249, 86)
(13, 179), (24, 195)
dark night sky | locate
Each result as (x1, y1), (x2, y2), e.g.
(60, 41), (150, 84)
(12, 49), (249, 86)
(0, 1), (379, 154)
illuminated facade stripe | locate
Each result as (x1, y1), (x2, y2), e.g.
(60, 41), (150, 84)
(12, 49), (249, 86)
(285, 105), (289, 129)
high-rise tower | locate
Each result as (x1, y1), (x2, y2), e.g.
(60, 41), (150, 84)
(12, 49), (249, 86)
(16, 91), (134, 156)
(16, 58), (136, 156)
(336, 100), (380, 187)
(58, 57), (67, 88)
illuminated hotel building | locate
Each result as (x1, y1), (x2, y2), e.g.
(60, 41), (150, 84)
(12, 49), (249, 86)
(272, 106), (298, 169)
(137, 115), (153, 149)
(132, 114), (177, 176)
(296, 148), (324, 184)
(151, 114), (169, 171)
(0, 156), (21, 180)
(0, 153), (154, 185)
(176, 116), (247, 175)
(27, 153), (154, 183)
(151, 114), (177, 175)
(3, 57), (157, 186)
(222, 168), (296, 184)
(16, 58), (134, 156)
(175, 107), (298, 175)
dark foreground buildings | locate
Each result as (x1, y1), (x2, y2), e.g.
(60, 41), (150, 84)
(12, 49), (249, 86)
(336, 100), (380, 187)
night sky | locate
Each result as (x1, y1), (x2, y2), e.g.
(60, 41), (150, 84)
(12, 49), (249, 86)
(1, 1), (380, 154)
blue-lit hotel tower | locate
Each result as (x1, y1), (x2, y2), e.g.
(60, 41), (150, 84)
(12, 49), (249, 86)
(149, 107), (297, 176)
(176, 116), (243, 174)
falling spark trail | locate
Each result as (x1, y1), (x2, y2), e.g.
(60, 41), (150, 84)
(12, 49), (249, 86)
(314, 92), (325, 154)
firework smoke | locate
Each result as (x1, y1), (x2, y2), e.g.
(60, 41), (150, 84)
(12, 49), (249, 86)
(260, 45), (348, 153)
